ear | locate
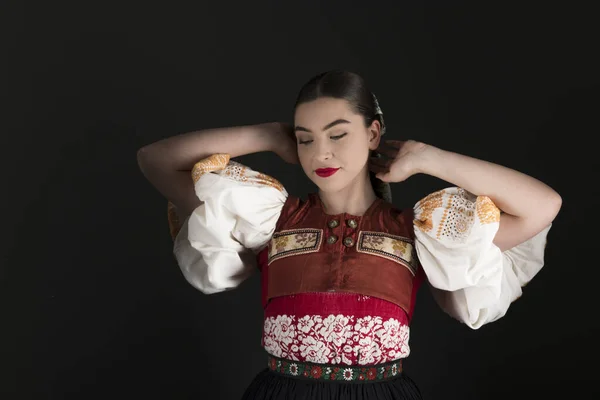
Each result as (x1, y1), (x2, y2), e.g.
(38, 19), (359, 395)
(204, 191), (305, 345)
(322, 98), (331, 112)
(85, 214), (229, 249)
(368, 119), (382, 150)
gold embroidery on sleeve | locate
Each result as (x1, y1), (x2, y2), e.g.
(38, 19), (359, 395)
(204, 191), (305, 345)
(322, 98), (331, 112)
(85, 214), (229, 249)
(436, 195), (451, 239)
(414, 190), (444, 233)
(223, 162), (248, 182)
(256, 172), (285, 192)
(476, 196), (501, 225)
(437, 189), (476, 242)
(223, 162), (285, 192)
(191, 154), (285, 193)
(415, 188), (500, 241)
(191, 154), (230, 183)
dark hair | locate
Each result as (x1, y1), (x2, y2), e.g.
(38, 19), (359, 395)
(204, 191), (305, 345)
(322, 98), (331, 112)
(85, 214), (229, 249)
(293, 70), (392, 203)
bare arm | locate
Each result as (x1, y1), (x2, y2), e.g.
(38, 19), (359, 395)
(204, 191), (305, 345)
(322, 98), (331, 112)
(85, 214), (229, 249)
(137, 122), (296, 217)
(417, 144), (562, 251)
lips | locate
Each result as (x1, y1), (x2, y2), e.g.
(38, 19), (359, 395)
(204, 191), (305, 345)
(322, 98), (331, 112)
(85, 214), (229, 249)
(315, 168), (340, 177)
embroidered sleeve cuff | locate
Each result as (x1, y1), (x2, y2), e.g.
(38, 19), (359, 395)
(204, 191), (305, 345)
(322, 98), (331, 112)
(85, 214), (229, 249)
(172, 154), (288, 294)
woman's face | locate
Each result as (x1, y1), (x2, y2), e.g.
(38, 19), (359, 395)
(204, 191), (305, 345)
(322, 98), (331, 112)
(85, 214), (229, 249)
(294, 97), (381, 194)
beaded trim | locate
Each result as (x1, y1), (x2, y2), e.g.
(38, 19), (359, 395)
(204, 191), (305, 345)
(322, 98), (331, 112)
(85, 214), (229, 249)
(267, 355), (403, 382)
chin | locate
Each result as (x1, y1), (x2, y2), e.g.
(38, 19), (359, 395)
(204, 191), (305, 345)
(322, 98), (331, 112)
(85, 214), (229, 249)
(313, 179), (349, 193)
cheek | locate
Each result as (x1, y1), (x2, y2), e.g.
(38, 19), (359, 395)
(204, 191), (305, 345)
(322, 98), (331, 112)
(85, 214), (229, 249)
(297, 147), (312, 171)
(340, 139), (370, 164)
(297, 146), (308, 161)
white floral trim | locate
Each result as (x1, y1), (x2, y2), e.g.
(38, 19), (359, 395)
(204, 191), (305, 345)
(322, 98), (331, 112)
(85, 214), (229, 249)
(263, 314), (410, 365)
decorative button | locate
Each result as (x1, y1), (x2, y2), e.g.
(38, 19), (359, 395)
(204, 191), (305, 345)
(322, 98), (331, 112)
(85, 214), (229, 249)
(328, 235), (338, 244)
(328, 219), (339, 228)
(343, 237), (354, 247)
(346, 219), (358, 229)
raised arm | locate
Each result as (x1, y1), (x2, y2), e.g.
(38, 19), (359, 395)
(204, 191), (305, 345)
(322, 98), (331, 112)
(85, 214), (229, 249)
(373, 140), (562, 328)
(414, 143), (561, 251)
(373, 140), (561, 251)
(137, 122), (297, 217)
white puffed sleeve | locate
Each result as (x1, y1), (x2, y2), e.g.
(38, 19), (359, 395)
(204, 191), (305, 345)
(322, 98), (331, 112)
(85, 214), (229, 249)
(412, 187), (551, 329)
(168, 154), (288, 294)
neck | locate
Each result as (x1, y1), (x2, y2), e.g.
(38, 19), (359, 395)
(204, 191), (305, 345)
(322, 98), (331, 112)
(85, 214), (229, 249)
(318, 169), (377, 216)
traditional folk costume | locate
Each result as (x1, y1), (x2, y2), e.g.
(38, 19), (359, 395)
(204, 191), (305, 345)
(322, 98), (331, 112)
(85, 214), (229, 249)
(167, 153), (550, 399)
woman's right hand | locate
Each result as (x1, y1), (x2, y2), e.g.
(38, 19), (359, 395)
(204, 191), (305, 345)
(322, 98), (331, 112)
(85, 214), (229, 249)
(269, 122), (299, 164)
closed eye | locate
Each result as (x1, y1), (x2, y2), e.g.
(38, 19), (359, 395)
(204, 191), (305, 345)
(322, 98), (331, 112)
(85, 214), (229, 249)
(298, 132), (347, 145)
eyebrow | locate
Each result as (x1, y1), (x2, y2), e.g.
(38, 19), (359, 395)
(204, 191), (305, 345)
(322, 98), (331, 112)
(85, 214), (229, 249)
(294, 119), (351, 133)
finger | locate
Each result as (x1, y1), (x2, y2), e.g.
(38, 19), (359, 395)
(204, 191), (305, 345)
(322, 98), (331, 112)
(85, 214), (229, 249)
(375, 172), (391, 182)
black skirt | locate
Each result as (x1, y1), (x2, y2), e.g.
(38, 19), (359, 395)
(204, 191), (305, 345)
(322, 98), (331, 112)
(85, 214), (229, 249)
(241, 356), (423, 400)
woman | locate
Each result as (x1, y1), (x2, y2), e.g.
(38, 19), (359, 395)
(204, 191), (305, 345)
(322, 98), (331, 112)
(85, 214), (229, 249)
(137, 70), (561, 399)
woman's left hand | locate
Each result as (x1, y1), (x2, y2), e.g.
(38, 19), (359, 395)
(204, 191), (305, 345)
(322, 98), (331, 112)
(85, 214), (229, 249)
(369, 140), (431, 183)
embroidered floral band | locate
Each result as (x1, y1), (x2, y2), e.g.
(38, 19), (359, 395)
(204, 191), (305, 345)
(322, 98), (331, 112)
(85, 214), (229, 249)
(191, 153), (286, 193)
(191, 153), (230, 183)
(268, 229), (323, 265)
(357, 232), (417, 275)
(413, 187), (500, 241)
(267, 355), (403, 382)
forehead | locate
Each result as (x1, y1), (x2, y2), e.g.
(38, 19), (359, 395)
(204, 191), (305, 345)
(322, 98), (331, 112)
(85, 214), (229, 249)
(294, 97), (361, 128)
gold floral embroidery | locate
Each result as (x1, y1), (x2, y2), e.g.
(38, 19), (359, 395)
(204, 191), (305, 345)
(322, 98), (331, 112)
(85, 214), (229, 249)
(414, 190), (444, 233)
(272, 235), (290, 249)
(415, 188), (502, 242)
(222, 163), (284, 192)
(223, 162), (249, 182)
(436, 189), (476, 242)
(191, 154), (286, 193)
(268, 229), (323, 265)
(256, 172), (285, 192)
(476, 196), (500, 225)
(191, 154), (230, 183)
(167, 201), (181, 240)
(436, 200), (450, 239)
(357, 232), (417, 275)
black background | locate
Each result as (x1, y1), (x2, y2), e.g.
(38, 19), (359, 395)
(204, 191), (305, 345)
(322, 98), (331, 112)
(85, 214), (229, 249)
(1, 1), (598, 399)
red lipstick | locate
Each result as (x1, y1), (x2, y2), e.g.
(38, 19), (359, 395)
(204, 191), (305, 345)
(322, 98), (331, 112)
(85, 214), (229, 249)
(315, 168), (340, 177)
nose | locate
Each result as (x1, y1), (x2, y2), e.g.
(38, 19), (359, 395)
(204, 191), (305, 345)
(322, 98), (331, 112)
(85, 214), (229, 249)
(314, 140), (332, 161)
